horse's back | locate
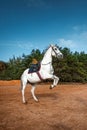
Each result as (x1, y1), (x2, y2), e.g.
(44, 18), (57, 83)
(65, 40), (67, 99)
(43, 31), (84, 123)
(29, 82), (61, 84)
(21, 68), (41, 83)
(21, 68), (29, 80)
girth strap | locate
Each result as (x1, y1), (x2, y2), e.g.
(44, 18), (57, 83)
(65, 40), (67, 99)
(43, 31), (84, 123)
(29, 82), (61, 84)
(36, 71), (43, 81)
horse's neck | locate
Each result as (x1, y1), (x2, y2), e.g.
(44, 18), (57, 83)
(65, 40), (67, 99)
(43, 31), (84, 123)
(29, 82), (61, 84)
(41, 47), (52, 64)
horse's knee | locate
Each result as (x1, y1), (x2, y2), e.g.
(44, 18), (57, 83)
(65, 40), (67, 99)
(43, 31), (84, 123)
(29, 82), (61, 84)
(57, 77), (59, 81)
(54, 76), (59, 81)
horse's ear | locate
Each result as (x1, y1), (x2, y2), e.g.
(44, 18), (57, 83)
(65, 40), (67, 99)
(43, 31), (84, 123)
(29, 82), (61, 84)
(50, 44), (54, 47)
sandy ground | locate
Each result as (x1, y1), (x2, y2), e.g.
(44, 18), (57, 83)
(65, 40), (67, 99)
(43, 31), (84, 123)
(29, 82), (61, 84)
(0, 80), (87, 130)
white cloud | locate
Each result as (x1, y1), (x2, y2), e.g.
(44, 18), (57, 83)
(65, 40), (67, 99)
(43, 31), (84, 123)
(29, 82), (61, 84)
(0, 40), (35, 50)
(57, 25), (87, 53)
(58, 38), (76, 48)
(17, 41), (34, 50)
(79, 31), (87, 39)
(72, 24), (87, 32)
(72, 26), (80, 31)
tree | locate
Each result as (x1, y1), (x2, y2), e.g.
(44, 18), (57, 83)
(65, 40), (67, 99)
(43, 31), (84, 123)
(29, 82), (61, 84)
(0, 47), (87, 82)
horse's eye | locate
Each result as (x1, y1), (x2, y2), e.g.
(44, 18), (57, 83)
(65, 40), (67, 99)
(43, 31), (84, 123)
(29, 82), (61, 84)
(55, 48), (57, 50)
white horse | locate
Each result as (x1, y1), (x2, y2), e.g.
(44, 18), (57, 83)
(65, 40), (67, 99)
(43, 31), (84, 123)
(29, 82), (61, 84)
(21, 44), (63, 103)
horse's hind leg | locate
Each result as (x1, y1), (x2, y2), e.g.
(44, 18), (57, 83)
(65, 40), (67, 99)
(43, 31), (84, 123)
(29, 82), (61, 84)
(21, 78), (27, 104)
(31, 85), (38, 102)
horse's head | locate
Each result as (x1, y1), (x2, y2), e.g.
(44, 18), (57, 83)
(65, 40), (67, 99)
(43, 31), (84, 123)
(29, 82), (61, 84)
(50, 44), (63, 59)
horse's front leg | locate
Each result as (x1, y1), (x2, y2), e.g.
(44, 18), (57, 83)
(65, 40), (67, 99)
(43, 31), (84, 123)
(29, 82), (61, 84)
(50, 75), (59, 89)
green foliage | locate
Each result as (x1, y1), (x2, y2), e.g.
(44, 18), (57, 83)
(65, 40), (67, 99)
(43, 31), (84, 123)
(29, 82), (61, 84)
(53, 47), (87, 83)
(0, 47), (87, 83)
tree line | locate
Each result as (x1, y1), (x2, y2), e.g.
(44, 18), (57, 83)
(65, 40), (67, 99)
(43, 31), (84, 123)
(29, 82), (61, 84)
(0, 47), (87, 83)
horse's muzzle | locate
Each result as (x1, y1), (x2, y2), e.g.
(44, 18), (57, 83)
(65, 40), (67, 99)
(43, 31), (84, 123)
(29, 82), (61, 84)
(57, 54), (63, 59)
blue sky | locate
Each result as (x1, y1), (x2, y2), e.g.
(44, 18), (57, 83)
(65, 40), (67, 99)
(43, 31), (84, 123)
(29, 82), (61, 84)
(0, 0), (87, 62)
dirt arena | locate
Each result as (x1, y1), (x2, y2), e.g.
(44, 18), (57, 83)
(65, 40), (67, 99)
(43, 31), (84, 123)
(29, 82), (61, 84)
(0, 80), (87, 130)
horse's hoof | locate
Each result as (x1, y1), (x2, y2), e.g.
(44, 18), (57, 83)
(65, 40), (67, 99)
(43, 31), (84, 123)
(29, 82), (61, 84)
(35, 99), (39, 102)
(35, 100), (39, 103)
(50, 86), (52, 89)
(23, 101), (28, 104)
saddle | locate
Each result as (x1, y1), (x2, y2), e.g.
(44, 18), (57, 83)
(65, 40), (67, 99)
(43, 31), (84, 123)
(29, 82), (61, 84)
(28, 63), (40, 73)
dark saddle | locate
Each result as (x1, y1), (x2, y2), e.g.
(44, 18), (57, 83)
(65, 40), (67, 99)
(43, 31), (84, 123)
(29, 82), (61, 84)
(28, 63), (40, 73)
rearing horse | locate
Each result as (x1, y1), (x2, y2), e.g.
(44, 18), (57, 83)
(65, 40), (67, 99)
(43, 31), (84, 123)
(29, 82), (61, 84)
(21, 44), (63, 103)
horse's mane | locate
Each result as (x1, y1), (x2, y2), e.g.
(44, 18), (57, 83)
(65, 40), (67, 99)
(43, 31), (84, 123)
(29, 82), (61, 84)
(42, 45), (49, 55)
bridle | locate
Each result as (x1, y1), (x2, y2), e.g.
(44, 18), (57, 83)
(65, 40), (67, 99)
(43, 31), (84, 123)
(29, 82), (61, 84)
(51, 46), (59, 56)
